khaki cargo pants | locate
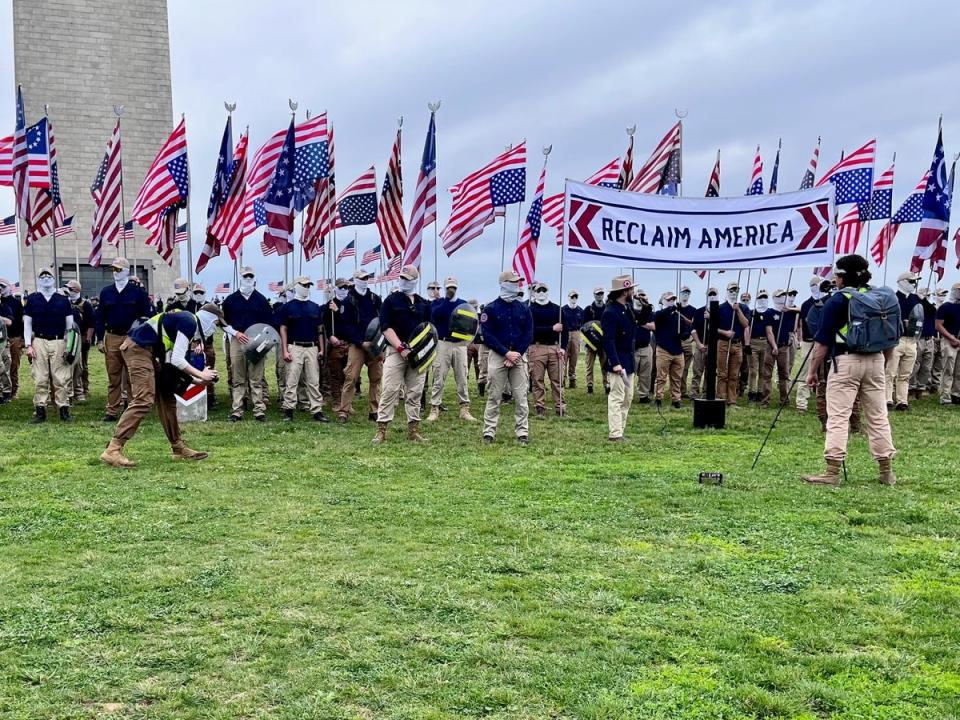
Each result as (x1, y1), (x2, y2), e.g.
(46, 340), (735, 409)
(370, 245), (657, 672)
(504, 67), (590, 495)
(282, 343), (323, 414)
(104, 332), (131, 416)
(747, 337), (769, 394)
(529, 343), (564, 413)
(483, 351), (529, 439)
(31, 337), (72, 408)
(633, 345), (653, 400)
(113, 340), (181, 446)
(229, 339), (267, 417)
(565, 331), (580, 385)
(339, 344), (382, 416)
(885, 336), (917, 405)
(825, 352), (895, 462)
(606, 370), (633, 439)
(716, 339), (743, 405)
(430, 339), (469, 408)
(939, 342), (960, 402)
(655, 348), (683, 403)
(377, 346), (426, 424)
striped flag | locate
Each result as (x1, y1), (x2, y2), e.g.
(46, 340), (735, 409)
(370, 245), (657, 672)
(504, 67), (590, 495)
(0, 215), (15, 236)
(377, 128), (406, 258)
(215, 282), (231, 294)
(200, 130), (249, 271)
(361, 243), (382, 266)
(816, 139), (876, 204)
(27, 116), (67, 245)
(799, 139), (821, 189)
(745, 147), (763, 195)
(176, 223), (188, 242)
(870, 172), (929, 266)
(859, 163), (895, 221)
(121, 220), (135, 242)
(378, 254), (402, 283)
(260, 119), (296, 257)
(769, 144), (780, 194)
(54, 215), (74, 237)
(618, 134), (634, 190)
(545, 158), (620, 244)
(511, 161), (547, 284)
(403, 111), (437, 267)
(911, 128), (952, 280)
(0, 118), (57, 189)
(268, 280), (285, 293)
(301, 123), (336, 260)
(835, 205), (864, 256)
(705, 153), (721, 197)
(336, 239), (356, 262)
(132, 118), (189, 264)
(626, 122), (681, 194)
(11, 87), (30, 225)
(90, 120), (124, 267)
(441, 142), (525, 257)
(334, 166), (377, 228)
(196, 117), (233, 273)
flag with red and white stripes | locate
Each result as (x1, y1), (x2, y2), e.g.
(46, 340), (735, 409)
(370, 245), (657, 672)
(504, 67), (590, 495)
(336, 239), (356, 262)
(545, 158), (620, 244)
(377, 128), (406, 259)
(200, 130), (248, 271)
(745, 147), (764, 195)
(910, 129), (952, 280)
(11, 87), (30, 226)
(816, 139), (876, 204)
(626, 122), (681, 194)
(618, 134), (634, 190)
(0, 215), (15, 236)
(334, 166), (377, 228)
(26, 117), (67, 245)
(361, 243), (382, 266)
(869, 172), (929, 266)
(705, 153), (721, 197)
(301, 124), (336, 260)
(835, 205), (864, 256)
(511, 162), (547, 284)
(377, 253), (402, 283)
(90, 120), (124, 266)
(132, 118), (189, 264)
(215, 282), (231, 294)
(260, 119), (296, 257)
(440, 142), (525, 257)
(799, 139), (821, 189)
(403, 112), (437, 267)
(54, 215), (74, 238)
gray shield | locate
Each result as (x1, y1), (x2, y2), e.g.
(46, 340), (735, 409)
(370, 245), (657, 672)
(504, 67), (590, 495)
(240, 323), (281, 364)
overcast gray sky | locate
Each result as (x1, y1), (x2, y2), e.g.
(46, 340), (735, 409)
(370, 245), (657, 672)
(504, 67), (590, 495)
(3, 0), (960, 301)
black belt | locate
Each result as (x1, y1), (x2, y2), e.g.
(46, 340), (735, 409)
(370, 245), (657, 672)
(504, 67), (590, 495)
(833, 346), (871, 356)
(34, 333), (64, 341)
(636, 341), (650, 349)
(290, 341), (316, 348)
(441, 336), (463, 343)
(106, 328), (129, 335)
(724, 338), (742, 345)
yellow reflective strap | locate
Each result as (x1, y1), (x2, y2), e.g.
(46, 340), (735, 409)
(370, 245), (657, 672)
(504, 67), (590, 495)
(417, 349), (438, 374)
(410, 325), (432, 347)
(450, 331), (473, 341)
(454, 308), (477, 319)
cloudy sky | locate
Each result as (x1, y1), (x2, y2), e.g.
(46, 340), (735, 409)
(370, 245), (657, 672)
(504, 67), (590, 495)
(2, 0), (960, 301)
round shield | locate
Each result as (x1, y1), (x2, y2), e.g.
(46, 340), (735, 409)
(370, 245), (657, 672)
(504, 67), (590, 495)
(580, 320), (604, 352)
(0, 316), (7, 345)
(64, 327), (81, 366)
(363, 317), (387, 358)
(448, 302), (479, 342)
(240, 322), (281, 364)
(407, 322), (439, 374)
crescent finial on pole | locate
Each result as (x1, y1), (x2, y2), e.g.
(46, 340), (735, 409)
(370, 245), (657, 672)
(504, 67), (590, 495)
(397, 115), (403, 128)
(674, 108), (688, 119)
(542, 144), (552, 157)
(288, 98), (298, 113)
(428, 100), (441, 113)
(626, 124), (636, 137)
(113, 104), (124, 117)
(224, 101), (236, 114)
(306, 109), (312, 120)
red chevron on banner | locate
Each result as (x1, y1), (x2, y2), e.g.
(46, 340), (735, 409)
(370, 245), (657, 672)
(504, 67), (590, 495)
(797, 202), (830, 251)
(566, 198), (602, 250)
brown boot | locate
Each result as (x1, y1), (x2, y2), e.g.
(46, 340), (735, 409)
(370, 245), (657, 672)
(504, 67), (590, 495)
(408, 420), (426, 442)
(427, 405), (440, 422)
(371, 421), (388, 444)
(100, 439), (135, 468)
(459, 404), (476, 422)
(803, 458), (843, 486)
(171, 442), (209, 461)
(878, 457), (897, 486)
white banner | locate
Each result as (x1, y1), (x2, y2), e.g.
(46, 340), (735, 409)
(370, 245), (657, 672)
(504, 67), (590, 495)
(562, 181), (835, 270)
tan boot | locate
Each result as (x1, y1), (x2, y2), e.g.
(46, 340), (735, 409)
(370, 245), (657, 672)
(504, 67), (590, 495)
(371, 421), (388, 444)
(427, 405), (440, 422)
(408, 420), (426, 442)
(100, 439), (135, 468)
(803, 458), (843, 486)
(878, 457), (897, 486)
(171, 442), (209, 461)
(459, 404), (476, 422)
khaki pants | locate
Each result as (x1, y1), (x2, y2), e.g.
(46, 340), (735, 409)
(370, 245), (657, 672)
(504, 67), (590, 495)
(339, 344), (382, 416)
(31, 337), (72, 408)
(691, 343), (706, 398)
(885, 336), (918, 405)
(113, 341), (181, 446)
(795, 340), (814, 409)
(931, 337), (943, 388)
(716, 339), (743, 405)
(761, 345), (790, 406)
(634, 345), (653, 399)
(680, 338), (694, 397)
(483, 351), (529, 438)
(825, 352), (895, 462)
(377, 346), (426, 424)
(747, 337), (769, 393)
(477, 344), (491, 385)
(229, 339), (267, 417)
(529, 343), (564, 412)
(565, 331), (581, 385)
(909, 336), (935, 391)
(655, 348), (684, 402)
(606, 371), (633, 439)
(104, 332), (130, 415)
(939, 342), (960, 402)
(282, 344), (323, 414)
(467, 343), (481, 382)
(0, 341), (10, 395)
(584, 346), (607, 390)
(7, 336), (23, 397)
(430, 339), (469, 408)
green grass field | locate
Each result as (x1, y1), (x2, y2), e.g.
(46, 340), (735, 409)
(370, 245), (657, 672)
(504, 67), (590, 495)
(2, 348), (959, 719)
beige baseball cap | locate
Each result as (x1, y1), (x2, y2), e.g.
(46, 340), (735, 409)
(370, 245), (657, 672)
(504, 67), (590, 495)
(352, 269), (373, 281)
(239, 266), (255, 277)
(110, 257), (130, 270)
(65, 279), (82, 292)
(294, 275), (313, 286)
(444, 276), (458, 288)
(498, 270), (520, 284)
(400, 265), (420, 281)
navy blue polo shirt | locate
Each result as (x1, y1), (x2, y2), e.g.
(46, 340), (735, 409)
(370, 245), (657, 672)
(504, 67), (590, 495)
(653, 307), (683, 355)
(24, 292), (73, 338)
(678, 303), (696, 340)
(480, 297), (533, 357)
(920, 299), (937, 337)
(897, 291), (922, 336)
(1, 295), (24, 337)
(96, 282), (151, 337)
(750, 308), (774, 339)
(129, 311), (197, 353)
(280, 299), (323, 343)
(339, 289), (381, 346)
(799, 296), (817, 339)
(601, 300), (636, 374)
(561, 304), (584, 337)
(716, 302), (749, 341)
(634, 303), (653, 348)
(583, 301), (605, 323)
(431, 297), (462, 341)
(530, 301), (568, 346)
(222, 290), (272, 332)
(380, 291), (432, 344)
(937, 301), (960, 337)
(691, 305), (711, 342)
(768, 308), (797, 345)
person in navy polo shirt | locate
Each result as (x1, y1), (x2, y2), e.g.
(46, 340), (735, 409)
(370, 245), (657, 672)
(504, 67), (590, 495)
(561, 290), (584, 388)
(601, 275), (636, 441)
(715, 280), (751, 406)
(333, 269), (383, 423)
(428, 276), (475, 423)
(222, 266), (272, 422)
(279, 276), (329, 423)
(23, 267), (76, 423)
(760, 289), (796, 407)
(653, 291), (685, 408)
(886, 270), (923, 410)
(936, 282), (960, 404)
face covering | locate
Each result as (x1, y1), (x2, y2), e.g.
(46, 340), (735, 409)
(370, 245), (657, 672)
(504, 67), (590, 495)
(533, 291), (549, 305)
(445, 288), (456, 299)
(568, 298), (578, 308)
(294, 285), (310, 300)
(428, 288), (440, 299)
(756, 299), (769, 311)
(37, 276), (56, 294)
(399, 278), (417, 295)
(898, 280), (917, 295)
(774, 298), (787, 311)
(726, 290), (738, 304)
(951, 290), (960, 303)
(663, 299), (677, 309)
(679, 291), (691, 306)
(193, 292), (205, 303)
(786, 295), (797, 308)
(69, 291), (81, 302)
(0, 284), (10, 297)
(196, 310), (218, 338)
(240, 277), (255, 296)
(354, 279), (368, 295)
(594, 294), (604, 306)
(113, 269), (130, 286)
(707, 294), (718, 302)
(811, 287), (822, 300)
(335, 288), (349, 301)
(500, 281), (520, 302)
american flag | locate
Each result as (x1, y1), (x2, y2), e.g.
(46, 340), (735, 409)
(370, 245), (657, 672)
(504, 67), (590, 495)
(268, 280), (285, 293)
(954, 225), (960, 270)
(261, 119), (296, 257)
(27, 117), (67, 245)
(132, 118), (189, 264)
(0, 215), (15, 236)
(54, 215), (74, 237)
(870, 172), (928, 266)
(201, 129), (249, 271)
(746, 147), (763, 195)
(705, 152), (721, 197)
(835, 205), (864, 256)
(90, 120), (124, 267)
(544, 158), (620, 244)
(769, 144), (780, 194)
(441, 142), (526, 257)
(215, 282), (231, 294)
(0, 118), (58, 189)
(377, 253), (402, 283)
(121, 219), (135, 242)
(11, 87), (30, 225)
(403, 111), (437, 267)
(618, 134), (634, 190)
(512, 162), (547, 284)
(243, 113), (327, 235)
(334, 166), (378, 228)
(196, 117), (233, 273)
(176, 223), (188, 242)
(816, 139), (875, 204)
(377, 128), (406, 259)
(626, 122), (681, 193)
(799, 139), (821, 189)
(859, 163), (894, 221)
(301, 123), (336, 260)
(336, 239), (356, 262)
(361, 243), (382, 265)
(911, 128), (952, 280)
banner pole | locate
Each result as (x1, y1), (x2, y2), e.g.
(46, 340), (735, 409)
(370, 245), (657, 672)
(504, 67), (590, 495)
(114, 106), (131, 276)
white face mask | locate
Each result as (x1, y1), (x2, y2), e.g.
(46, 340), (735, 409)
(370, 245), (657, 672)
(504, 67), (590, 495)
(399, 278), (417, 295)
(567, 298), (578, 308)
(898, 280), (917, 295)
(113, 269), (129, 285)
(774, 298), (787, 310)
(663, 299), (677, 309)
(354, 279), (368, 295)
(500, 281), (520, 302)
(533, 291), (549, 305)
(707, 294), (718, 303)
(294, 285), (310, 300)
(726, 290), (738, 304)
(240, 277), (255, 295)
(193, 292), (205, 303)
(786, 296), (796, 308)
(335, 288), (349, 301)
(811, 286), (822, 300)
(69, 291), (81, 302)
(756, 299), (769, 311)
(38, 276), (55, 293)
(593, 294), (604, 305)
(428, 288), (440, 299)
(679, 291), (691, 306)
(951, 290), (960, 303)
(0, 285), (9, 297)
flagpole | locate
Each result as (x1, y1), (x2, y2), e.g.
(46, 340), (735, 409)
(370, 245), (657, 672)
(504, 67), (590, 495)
(354, 230), (358, 272)
(675, 110), (686, 334)
(427, 104), (439, 284)
(114, 105), (131, 279)
(499, 142), (513, 272)
(180, 113), (194, 284)
(42, 105), (61, 285)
